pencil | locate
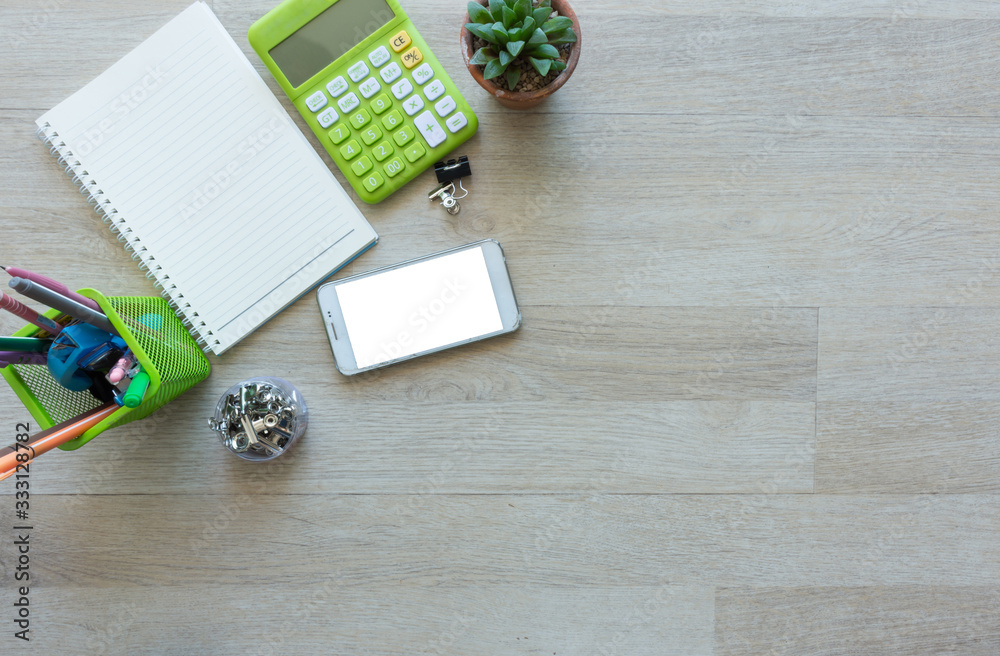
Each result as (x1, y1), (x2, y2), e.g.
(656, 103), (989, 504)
(0, 403), (118, 481)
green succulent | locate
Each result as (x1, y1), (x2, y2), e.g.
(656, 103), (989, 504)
(466, 0), (577, 91)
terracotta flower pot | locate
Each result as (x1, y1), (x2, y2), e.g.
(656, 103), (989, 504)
(461, 0), (581, 110)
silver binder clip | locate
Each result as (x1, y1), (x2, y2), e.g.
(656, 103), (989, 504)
(428, 181), (462, 215)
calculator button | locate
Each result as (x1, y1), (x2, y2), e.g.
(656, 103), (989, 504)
(337, 92), (361, 113)
(392, 125), (415, 146)
(359, 77), (381, 99)
(372, 140), (394, 162)
(349, 109), (372, 129)
(328, 123), (350, 144)
(384, 157), (405, 178)
(433, 96), (457, 117)
(412, 63), (435, 86)
(363, 172), (385, 193)
(326, 76), (349, 98)
(423, 80), (446, 102)
(381, 109), (403, 130)
(380, 62), (402, 84)
(316, 106), (339, 128)
(404, 142), (426, 163)
(390, 30), (411, 52)
(414, 110), (447, 148)
(401, 47), (423, 69)
(445, 112), (469, 134)
(402, 94), (425, 116)
(370, 94), (392, 115)
(347, 61), (370, 83)
(340, 139), (362, 160)
(391, 78), (414, 100)
(368, 46), (391, 68)
(305, 90), (327, 112)
(351, 156), (373, 177)
(361, 125), (383, 146)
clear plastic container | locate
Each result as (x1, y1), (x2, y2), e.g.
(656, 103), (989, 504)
(209, 377), (307, 461)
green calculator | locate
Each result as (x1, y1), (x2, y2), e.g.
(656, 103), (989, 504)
(249, 0), (479, 204)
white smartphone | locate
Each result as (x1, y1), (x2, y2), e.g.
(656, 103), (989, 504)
(317, 240), (521, 375)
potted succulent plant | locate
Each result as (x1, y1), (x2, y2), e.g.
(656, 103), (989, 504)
(461, 0), (580, 110)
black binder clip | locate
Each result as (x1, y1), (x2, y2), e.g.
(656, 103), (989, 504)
(429, 156), (471, 216)
(435, 156), (472, 184)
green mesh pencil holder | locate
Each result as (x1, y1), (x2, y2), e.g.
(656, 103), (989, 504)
(1, 289), (210, 450)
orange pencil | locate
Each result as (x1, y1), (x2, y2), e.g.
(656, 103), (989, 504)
(0, 403), (118, 481)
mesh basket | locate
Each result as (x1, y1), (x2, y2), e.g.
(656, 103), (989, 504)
(1, 289), (210, 449)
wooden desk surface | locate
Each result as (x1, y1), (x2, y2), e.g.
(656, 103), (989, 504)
(2, 1), (999, 653)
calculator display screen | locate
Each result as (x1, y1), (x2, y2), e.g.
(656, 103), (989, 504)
(270, 0), (396, 87)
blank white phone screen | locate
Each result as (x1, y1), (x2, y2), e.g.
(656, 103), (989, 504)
(335, 246), (504, 368)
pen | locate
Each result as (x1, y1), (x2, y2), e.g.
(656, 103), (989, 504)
(0, 291), (62, 335)
(0, 336), (50, 353)
(8, 278), (118, 336)
(122, 370), (151, 408)
(0, 351), (48, 366)
(1, 265), (102, 313)
(0, 403), (118, 482)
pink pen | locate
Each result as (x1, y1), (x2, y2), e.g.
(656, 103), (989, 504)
(1, 266), (102, 313)
(0, 291), (62, 334)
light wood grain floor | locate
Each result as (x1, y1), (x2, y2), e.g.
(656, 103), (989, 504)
(2, 1), (999, 654)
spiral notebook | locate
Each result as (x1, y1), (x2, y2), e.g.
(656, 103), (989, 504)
(36, 2), (377, 355)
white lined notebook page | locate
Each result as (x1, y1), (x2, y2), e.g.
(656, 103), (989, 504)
(36, 2), (377, 354)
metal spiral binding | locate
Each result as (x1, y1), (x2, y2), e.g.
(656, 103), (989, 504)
(36, 122), (217, 353)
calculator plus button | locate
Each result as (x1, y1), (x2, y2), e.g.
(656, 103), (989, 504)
(359, 77), (382, 99)
(361, 124), (383, 146)
(404, 142), (426, 163)
(372, 140), (394, 162)
(380, 62), (402, 84)
(384, 157), (405, 178)
(414, 110), (447, 148)
(328, 123), (350, 144)
(368, 46), (391, 68)
(326, 76), (349, 98)
(305, 90), (328, 112)
(445, 112), (469, 134)
(390, 78), (414, 100)
(363, 171), (385, 193)
(381, 109), (403, 130)
(349, 109), (372, 129)
(371, 94), (392, 115)
(423, 80), (446, 102)
(401, 46), (423, 69)
(392, 125), (415, 146)
(337, 92), (361, 114)
(340, 139), (362, 160)
(347, 61), (370, 83)
(390, 30), (411, 53)
(402, 94), (425, 116)
(316, 106), (339, 128)
(412, 63), (434, 86)
(351, 156), (373, 177)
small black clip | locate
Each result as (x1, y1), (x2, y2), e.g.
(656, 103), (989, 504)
(435, 156), (472, 184)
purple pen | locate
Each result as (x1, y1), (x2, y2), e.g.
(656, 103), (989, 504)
(0, 351), (48, 366)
